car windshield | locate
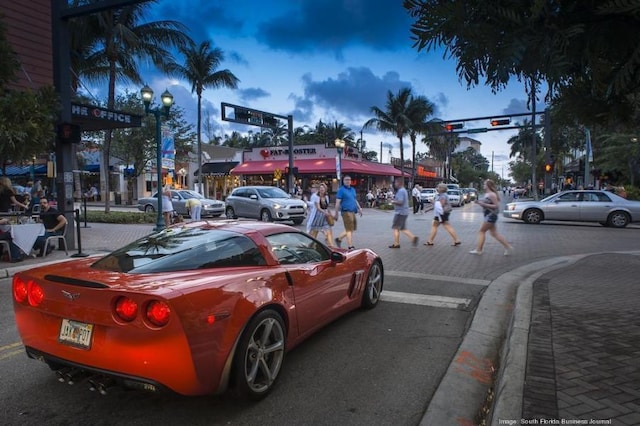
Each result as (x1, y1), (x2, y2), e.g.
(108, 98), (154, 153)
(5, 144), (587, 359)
(91, 226), (266, 273)
(178, 190), (204, 200)
(257, 187), (289, 198)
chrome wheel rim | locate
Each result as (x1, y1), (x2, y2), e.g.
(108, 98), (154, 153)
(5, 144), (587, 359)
(243, 317), (285, 393)
(366, 263), (382, 304)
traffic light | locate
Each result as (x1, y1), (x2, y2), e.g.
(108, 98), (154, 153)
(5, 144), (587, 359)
(490, 118), (511, 126)
(263, 114), (278, 128)
(544, 162), (554, 173)
(444, 122), (463, 131)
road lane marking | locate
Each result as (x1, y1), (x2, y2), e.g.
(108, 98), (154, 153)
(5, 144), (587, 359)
(381, 290), (471, 309)
(0, 342), (24, 361)
(386, 270), (491, 287)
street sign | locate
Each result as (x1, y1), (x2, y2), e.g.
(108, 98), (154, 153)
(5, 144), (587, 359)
(221, 103), (286, 129)
(466, 128), (488, 134)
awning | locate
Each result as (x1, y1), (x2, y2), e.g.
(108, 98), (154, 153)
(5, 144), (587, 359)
(0, 164), (47, 176)
(194, 161), (239, 177)
(230, 158), (405, 177)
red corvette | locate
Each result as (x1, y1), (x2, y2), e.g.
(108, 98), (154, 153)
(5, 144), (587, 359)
(12, 221), (383, 399)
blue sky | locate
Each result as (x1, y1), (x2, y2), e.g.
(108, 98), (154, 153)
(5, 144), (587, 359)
(133, 0), (546, 180)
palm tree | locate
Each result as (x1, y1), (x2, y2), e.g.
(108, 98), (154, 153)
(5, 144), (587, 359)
(406, 95), (435, 185)
(70, 1), (191, 212)
(167, 40), (239, 192)
(365, 88), (413, 177)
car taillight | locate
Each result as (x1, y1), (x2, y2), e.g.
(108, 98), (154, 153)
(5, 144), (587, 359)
(27, 280), (45, 306)
(13, 276), (28, 303)
(115, 297), (138, 322)
(146, 300), (171, 327)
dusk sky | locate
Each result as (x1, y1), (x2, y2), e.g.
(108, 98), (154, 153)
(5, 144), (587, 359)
(117, 0), (549, 180)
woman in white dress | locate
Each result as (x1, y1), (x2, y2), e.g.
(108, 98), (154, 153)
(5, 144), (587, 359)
(161, 185), (174, 225)
(308, 183), (335, 246)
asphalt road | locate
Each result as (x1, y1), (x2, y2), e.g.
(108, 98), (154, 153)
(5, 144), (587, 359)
(2, 200), (639, 425)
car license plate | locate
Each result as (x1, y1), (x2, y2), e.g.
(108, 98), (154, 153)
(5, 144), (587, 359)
(59, 319), (94, 349)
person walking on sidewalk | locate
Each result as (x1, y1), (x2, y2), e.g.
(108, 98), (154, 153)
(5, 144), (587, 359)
(469, 179), (513, 256)
(333, 175), (362, 250)
(389, 177), (419, 248)
(308, 183), (335, 246)
(424, 183), (461, 247)
(411, 183), (421, 214)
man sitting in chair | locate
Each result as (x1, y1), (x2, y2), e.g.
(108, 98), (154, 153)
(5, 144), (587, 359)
(33, 198), (67, 257)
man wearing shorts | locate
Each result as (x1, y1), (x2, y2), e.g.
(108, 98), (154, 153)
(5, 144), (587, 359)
(389, 177), (419, 248)
(333, 175), (362, 250)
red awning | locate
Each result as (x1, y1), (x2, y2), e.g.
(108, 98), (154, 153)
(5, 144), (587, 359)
(230, 158), (405, 177)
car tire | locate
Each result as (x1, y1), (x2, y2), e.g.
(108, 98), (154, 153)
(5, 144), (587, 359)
(522, 208), (543, 224)
(362, 260), (383, 309)
(225, 206), (236, 219)
(144, 205), (155, 213)
(292, 218), (304, 225)
(607, 211), (629, 228)
(260, 209), (272, 222)
(232, 310), (286, 400)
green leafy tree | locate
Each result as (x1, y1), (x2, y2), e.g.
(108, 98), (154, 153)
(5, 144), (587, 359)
(365, 88), (413, 176)
(69, 0), (191, 212)
(0, 15), (58, 172)
(406, 95), (435, 184)
(166, 40), (239, 191)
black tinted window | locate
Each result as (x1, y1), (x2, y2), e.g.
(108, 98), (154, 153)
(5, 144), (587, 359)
(92, 227), (266, 273)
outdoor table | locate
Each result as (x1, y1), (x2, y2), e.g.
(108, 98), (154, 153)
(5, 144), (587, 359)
(7, 223), (45, 255)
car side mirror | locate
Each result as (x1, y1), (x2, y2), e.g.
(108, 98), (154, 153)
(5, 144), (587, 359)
(330, 251), (345, 263)
(249, 194), (258, 200)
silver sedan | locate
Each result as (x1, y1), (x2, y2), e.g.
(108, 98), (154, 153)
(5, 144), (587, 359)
(137, 189), (225, 217)
(503, 190), (640, 228)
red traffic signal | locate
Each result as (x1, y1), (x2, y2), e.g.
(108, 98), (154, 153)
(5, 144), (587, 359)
(490, 118), (511, 126)
(444, 122), (463, 131)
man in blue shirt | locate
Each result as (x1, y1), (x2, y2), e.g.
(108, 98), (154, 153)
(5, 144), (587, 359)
(389, 177), (419, 248)
(333, 175), (362, 250)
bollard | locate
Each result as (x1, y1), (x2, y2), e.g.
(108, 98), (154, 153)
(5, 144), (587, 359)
(70, 209), (89, 258)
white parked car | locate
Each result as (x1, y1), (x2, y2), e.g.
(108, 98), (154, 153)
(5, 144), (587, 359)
(447, 189), (462, 207)
(137, 189), (225, 217)
(503, 190), (640, 228)
(420, 188), (436, 204)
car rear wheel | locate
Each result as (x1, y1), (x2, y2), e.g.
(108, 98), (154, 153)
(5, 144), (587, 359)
(607, 211), (629, 228)
(260, 209), (272, 222)
(144, 205), (155, 213)
(362, 260), (383, 309)
(225, 206), (236, 219)
(232, 310), (285, 400)
(522, 208), (543, 224)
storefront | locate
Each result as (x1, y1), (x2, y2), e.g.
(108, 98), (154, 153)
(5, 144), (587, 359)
(230, 144), (405, 199)
(194, 161), (240, 200)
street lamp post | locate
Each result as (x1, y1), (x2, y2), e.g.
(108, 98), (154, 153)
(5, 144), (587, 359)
(141, 85), (174, 232)
(334, 138), (345, 182)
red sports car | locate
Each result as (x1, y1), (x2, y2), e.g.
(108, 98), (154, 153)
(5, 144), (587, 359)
(12, 221), (383, 399)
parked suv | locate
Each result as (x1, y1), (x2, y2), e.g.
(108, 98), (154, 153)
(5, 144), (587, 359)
(225, 186), (307, 224)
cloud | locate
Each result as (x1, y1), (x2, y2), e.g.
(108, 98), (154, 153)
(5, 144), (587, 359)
(151, 3), (244, 43)
(238, 87), (270, 102)
(301, 67), (413, 120)
(255, 0), (412, 55)
(227, 51), (249, 67)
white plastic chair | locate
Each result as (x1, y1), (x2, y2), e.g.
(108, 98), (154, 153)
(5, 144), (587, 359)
(43, 225), (68, 256)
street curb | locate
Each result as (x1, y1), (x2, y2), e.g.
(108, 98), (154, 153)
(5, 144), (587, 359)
(419, 254), (588, 426)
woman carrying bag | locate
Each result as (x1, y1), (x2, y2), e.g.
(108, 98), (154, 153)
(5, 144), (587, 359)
(308, 183), (336, 246)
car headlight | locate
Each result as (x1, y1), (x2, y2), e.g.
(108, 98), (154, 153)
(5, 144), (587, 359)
(507, 204), (515, 211)
(272, 203), (282, 210)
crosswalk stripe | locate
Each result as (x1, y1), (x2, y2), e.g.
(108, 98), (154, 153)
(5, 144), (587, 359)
(381, 290), (471, 309)
(386, 270), (491, 287)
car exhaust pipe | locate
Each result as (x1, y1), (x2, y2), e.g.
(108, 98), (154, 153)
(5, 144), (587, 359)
(88, 377), (115, 395)
(65, 369), (90, 385)
(56, 367), (73, 383)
